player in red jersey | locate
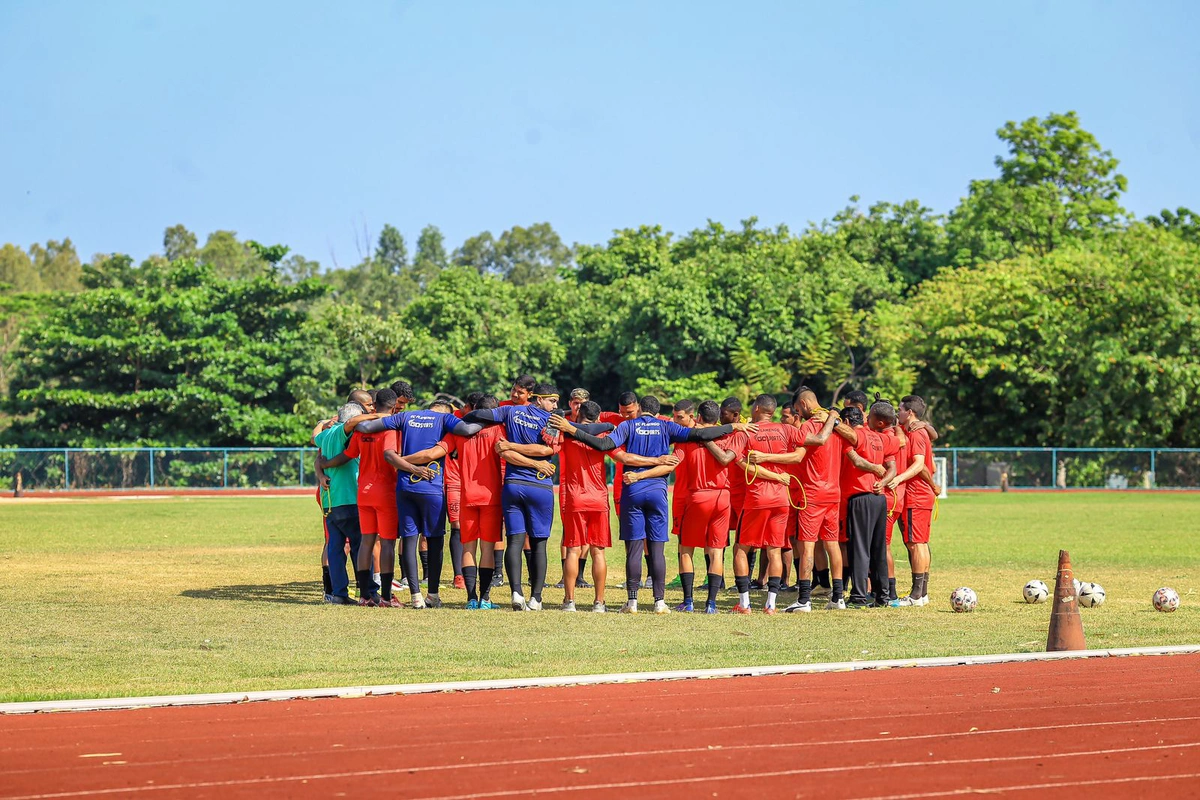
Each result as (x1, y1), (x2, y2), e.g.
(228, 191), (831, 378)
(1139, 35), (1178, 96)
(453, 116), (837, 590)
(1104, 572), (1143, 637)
(743, 388), (844, 612)
(407, 394), (509, 609)
(730, 395), (807, 614)
(886, 395), (940, 606)
(552, 400), (622, 611)
(555, 388), (598, 591)
(835, 404), (898, 608)
(671, 400), (735, 613)
(335, 388), (434, 607)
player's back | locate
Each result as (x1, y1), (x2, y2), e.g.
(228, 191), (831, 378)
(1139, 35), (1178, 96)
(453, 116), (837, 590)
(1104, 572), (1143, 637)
(347, 430), (397, 504)
(798, 416), (844, 506)
(560, 436), (610, 512)
(454, 426), (504, 507)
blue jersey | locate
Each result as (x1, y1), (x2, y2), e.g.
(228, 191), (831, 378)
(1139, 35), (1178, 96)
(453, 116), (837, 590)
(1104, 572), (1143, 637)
(479, 405), (555, 488)
(382, 410), (460, 494)
(607, 416), (692, 489)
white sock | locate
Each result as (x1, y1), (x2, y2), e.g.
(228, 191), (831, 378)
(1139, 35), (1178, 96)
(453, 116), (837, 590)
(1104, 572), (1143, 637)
(767, 591), (777, 609)
(739, 591), (750, 607)
(373, 572), (381, 586)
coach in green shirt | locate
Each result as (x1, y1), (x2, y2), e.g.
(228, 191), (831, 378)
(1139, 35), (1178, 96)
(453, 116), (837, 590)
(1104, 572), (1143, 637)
(315, 402), (375, 603)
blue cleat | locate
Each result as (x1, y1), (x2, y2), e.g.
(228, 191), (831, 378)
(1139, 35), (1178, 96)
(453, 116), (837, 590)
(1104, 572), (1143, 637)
(673, 600), (694, 613)
(466, 599), (480, 610)
(479, 600), (498, 610)
(705, 600), (719, 614)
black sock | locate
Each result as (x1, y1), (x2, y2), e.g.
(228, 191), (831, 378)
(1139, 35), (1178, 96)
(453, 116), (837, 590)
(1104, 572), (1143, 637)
(419, 548), (429, 579)
(681, 572), (695, 603)
(577, 556), (588, 584)
(524, 547), (535, 583)
(380, 571), (394, 601)
(648, 541), (667, 601)
(355, 569), (371, 598)
(505, 535), (524, 592)
(449, 528), (463, 577)
(706, 573), (722, 606)
(402, 536), (421, 594)
(889, 577), (898, 602)
(747, 549), (758, 578)
(767, 575), (781, 596)
(831, 578), (845, 602)
(735, 574), (751, 594)
(479, 567), (494, 601)
(799, 579), (812, 605)
(529, 538), (548, 602)
(626, 541), (645, 600)
(321, 565), (332, 595)
(463, 566), (478, 602)
(919, 572), (930, 599)
(815, 568), (831, 589)
(426, 534), (445, 595)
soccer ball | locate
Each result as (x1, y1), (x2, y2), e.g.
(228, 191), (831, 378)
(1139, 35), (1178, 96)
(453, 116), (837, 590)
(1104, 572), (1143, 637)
(1153, 587), (1181, 613)
(1072, 578), (1082, 596)
(1078, 582), (1106, 608)
(950, 587), (978, 613)
(1023, 580), (1049, 604)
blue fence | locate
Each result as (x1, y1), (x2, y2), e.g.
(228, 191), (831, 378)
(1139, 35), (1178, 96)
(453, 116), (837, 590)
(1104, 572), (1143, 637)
(0, 446), (1197, 492)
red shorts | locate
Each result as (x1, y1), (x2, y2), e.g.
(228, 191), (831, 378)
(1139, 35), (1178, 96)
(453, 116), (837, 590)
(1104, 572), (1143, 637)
(446, 485), (461, 525)
(359, 503), (398, 540)
(798, 502), (840, 543)
(562, 510), (612, 548)
(679, 490), (730, 549)
(671, 496), (688, 538)
(901, 507), (933, 545)
(737, 507), (789, 548)
(461, 505), (503, 544)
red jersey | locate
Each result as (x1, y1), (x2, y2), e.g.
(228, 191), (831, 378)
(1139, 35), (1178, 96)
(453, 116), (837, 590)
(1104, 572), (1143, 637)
(717, 431), (750, 505)
(598, 411), (627, 505)
(797, 417), (845, 506)
(559, 435), (611, 513)
(841, 428), (898, 497)
(678, 438), (730, 492)
(904, 427), (937, 509)
(742, 422), (806, 509)
(443, 445), (461, 491)
(672, 440), (690, 506)
(344, 430), (398, 506)
(881, 427), (909, 509)
(437, 426), (503, 508)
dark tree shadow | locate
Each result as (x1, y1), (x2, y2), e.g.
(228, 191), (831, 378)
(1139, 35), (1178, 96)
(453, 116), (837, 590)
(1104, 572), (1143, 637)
(181, 581), (325, 605)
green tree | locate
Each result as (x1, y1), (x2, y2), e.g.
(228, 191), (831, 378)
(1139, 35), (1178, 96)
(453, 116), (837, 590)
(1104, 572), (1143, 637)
(199, 230), (271, 279)
(452, 231), (497, 275)
(869, 226), (1200, 447)
(413, 224), (449, 287)
(1146, 207), (1200, 244)
(163, 224), (198, 261)
(0, 244), (39, 293)
(375, 224), (409, 274)
(454, 223), (573, 285)
(5, 256), (336, 446)
(947, 111), (1128, 264)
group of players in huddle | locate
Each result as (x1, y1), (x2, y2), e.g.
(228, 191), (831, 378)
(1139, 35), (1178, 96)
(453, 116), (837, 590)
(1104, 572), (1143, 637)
(311, 375), (941, 614)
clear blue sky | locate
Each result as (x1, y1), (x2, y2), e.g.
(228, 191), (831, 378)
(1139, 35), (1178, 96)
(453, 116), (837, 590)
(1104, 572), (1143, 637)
(2, 0), (1197, 266)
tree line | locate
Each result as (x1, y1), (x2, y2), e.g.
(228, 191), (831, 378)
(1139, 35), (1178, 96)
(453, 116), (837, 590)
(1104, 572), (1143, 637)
(2, 111), (1197, 449)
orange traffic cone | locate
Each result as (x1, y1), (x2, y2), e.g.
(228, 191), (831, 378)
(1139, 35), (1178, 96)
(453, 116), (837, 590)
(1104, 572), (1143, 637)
(1047, 549), (1086, 651)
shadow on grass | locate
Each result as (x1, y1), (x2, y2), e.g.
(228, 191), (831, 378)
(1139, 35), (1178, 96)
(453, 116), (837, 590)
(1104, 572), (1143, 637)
(181, 581), (322, 605)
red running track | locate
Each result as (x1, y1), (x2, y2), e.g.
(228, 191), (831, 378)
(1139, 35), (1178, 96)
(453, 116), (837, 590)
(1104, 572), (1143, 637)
(3, 654), (1200, 799)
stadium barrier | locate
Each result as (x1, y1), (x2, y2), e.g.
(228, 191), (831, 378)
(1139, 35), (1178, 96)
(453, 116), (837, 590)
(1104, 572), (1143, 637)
(0, 447), (1197, 493)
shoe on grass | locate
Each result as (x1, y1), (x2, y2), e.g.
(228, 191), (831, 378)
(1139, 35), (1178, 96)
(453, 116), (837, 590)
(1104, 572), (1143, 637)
(562, 600), (576, 612)
(592, 602), (607, 613)
(526, 597), (543, 611)
(784, 601), (812, 613)
(553, 580), (566, 589)
(653, 600), (670, 615)
(731, 604), (751, 615)
(479, 600), (497, 610)
(466, 599), (480, 610)
(763, 606), (778, 616)
(453, 575), (466, 590)
(705, 601), (719, 614)
(825, 598), (846, 610)
(619, 601), (638, 614)
(575, 578), (592, 589)
(424, 594), (443, 608)
(673, 600), (694, 613)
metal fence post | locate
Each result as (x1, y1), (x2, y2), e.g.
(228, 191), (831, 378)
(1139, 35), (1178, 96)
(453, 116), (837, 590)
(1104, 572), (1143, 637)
(223, 450), (229, 488)
(1150, 449), (1157, 488)
(1051, 449), (1058, 489)
(952, 449), (958, 489)
(63, 449), (70, 490)
(148, 447), (155, 488)
(299, 450), (304, 486)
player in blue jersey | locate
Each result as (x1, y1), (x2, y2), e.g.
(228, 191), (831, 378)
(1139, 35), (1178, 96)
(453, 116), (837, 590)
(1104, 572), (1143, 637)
(552, 396), (755, 614)
(462, 382), (564, 611)
(354, 385), (484, 609)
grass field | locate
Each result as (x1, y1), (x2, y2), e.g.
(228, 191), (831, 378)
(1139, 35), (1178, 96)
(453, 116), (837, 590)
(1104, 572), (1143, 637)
(1, 492), (1197, 703)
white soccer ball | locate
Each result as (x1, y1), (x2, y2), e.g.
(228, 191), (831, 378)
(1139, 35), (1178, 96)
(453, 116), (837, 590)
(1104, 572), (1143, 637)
(1078, 582), (1106, 608)
(950, 587), (978, 613)
(1153, 587), (1181, 613)
(1072, 578), (1082, 596)
(1023, 580), (1049, 604)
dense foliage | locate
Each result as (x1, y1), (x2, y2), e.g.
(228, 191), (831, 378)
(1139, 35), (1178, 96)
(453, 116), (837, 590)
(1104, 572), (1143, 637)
(3, 111), (1197, 447)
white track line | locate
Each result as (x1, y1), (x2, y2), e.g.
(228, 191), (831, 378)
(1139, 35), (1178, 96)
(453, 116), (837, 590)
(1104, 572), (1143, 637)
(860, 772), (1200, 800)
(5, 739), (1198, 800)
(3, 644), (1197, 715)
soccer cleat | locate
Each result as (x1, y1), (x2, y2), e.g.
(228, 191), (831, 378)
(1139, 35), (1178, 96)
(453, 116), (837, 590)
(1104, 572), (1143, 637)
(654, 600), (671, 615)
(673, 600), (695, 613)
(619, 601), (638, 614)
(810, 585), (830, 597)
(667, 574), (683, 589)
(479, 599), (498, 610)
(490, 571), (505, 588)
(322, 593), (336, 604)
(425, 594), (443, 609)
(410, 594), (426, 610)
(575, 578), (592, 589)
(890, 596), (918, 607)
(592, 602), (607, 613)
(914, 595), (930, 607)
(561, 600), (576, 612)
(553, 580), (566, 589)
(527, 598), (543, 611)
(358, 595), (382, 607)
(825, 598), (846, 610)
(704, 600), (719, 614)
(384, 596), (404, 608)
(328, 595), (355, 605)
(784, 601), (812, 613)
(763, 606), (778, 616)
(749, 579), (764, 591)
(453, 575), (466, 590)
(731, 604), (751, 615)
(466, 599), (480, 610)
(642, 577), (654, 589)
(511, 593), (527, 612)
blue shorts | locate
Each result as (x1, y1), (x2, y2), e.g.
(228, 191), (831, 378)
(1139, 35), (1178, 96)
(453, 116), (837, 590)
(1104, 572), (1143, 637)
(502, 481), (555, 540)
(619, 481), (669, 543)
(397, 490), (447, 538)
